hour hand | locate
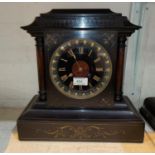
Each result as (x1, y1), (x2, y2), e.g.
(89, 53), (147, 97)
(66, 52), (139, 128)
(68, 73), (73, 77)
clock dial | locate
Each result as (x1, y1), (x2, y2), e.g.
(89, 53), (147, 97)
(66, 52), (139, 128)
(49, 38), (112, 99)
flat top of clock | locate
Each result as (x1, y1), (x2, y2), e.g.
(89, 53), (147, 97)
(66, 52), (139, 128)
(50, 9), (119, 15)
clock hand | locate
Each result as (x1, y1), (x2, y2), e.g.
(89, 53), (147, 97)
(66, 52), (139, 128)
(68, 49), (76, 60)
(67, 49), (82, 69)
(61, 73), (73, 81)
(68, 73), (73, 77)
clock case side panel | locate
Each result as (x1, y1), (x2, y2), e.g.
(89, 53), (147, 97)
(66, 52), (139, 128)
(44, 30), (118, 109)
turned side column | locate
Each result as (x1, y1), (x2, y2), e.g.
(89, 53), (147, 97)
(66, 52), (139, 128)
(35, 37), (46, 101)
(115, 35), (127, 102)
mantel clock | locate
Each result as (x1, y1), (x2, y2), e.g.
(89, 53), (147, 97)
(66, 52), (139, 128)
(17, 9), (144, 142)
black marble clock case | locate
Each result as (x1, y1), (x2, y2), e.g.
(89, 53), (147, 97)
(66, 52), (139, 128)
(17, 9), (144, 142)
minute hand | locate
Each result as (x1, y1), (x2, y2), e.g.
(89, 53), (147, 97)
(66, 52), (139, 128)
(68, 49), (76, 60)
(68, 49), (80, 67)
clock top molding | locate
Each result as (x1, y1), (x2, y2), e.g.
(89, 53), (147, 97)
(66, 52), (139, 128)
(22, 9), (141, 37)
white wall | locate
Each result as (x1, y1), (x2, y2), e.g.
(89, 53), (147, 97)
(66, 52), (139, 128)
(139, 3), (155, 106)
(123, 3), (155, 108)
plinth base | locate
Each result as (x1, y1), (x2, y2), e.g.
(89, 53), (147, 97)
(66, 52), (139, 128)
(17, 95), (144, 142)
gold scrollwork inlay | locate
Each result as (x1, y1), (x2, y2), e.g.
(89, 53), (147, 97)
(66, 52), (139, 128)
(35, 124), (126, 140)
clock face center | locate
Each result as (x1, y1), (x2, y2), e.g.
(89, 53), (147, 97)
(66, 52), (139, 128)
(72, 60), (89, 77)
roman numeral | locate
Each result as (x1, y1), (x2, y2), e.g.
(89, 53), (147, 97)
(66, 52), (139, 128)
(89, 82), (93, 88)
(61, 73), (73, 81)
(51, 67), (56, 71)
(79, 47), (84, 54)
(83, 40), (87, 44)
(68, 73), (73, 77)
(61, 75), (68, 81)
(60, 58), (68, 63)
(91, 42), (94, 47)
(88, 49), (93, 57)
(58, 67), (66, 71)
(75, 40), (79, 44)
(96, 67), (103, 72)
(94, 57), (101, 63)
(93, 75), (100, 82)
(69, 81), (74, 89)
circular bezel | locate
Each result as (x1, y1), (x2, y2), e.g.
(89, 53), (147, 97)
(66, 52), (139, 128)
(49, 38), (112, 99)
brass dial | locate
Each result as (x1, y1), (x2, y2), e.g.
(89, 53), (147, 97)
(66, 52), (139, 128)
(49, 38), (112, 99)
